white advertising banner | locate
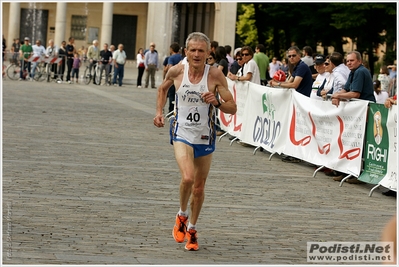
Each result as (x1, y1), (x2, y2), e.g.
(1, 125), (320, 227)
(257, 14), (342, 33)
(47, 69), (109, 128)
(280, 91), (369, 176)
(238, 84), (292, 153)
(378, 106), (398, 191)
(219, 81), (369, 177)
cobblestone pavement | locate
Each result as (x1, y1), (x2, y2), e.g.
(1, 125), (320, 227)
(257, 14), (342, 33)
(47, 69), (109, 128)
(2, 65), (396, 265)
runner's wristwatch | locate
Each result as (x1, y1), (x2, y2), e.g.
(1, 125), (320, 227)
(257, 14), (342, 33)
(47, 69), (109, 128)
(215, 99), (222, 108)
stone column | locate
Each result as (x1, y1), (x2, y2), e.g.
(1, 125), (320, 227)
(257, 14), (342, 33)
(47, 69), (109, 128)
(7, 2), (20, 50)
(101, 2), (113, 45)
(54, 3), (67, 47)
(146, 2), (173, 60)
(213, 2), (237, 48)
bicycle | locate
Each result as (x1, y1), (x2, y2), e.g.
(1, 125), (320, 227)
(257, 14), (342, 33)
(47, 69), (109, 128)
(4, 52), (22, 80)
(34, 61), (58, 82)
(83, 60), (98, 85)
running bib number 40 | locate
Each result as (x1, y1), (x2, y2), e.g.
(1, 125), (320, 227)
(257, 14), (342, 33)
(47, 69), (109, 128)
(187, 112), (200, 122)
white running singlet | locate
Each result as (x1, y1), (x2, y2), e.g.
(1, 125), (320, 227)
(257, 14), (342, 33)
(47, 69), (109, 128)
(171, 64), (216, 146)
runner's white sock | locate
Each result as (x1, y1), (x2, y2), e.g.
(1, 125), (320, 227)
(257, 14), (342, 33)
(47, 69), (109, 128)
(178, 209), (188, 217)
(187, 222), (196, 230)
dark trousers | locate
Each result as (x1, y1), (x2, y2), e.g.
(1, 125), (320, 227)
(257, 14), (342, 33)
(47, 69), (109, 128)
(66, 58), (73, 81)
(137, 66), (145, 86)
(58, 61), (65, 80)
(19, 60), (31, 79)
(89, 60), (97, 84)
(167, 85), (176, 112)
(113, 63), (124, 86)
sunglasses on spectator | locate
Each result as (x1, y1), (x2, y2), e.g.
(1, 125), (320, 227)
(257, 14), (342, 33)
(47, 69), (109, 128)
(324, 62), (330, 66)
(288, 54), (297, 58)
(237, 58), (242, 61)
(241, 53), (250, 56)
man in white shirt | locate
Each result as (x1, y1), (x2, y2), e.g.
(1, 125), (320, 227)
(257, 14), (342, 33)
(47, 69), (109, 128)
(30, 39), (46, 80)
(112, 43), (127, 87)
(329, 52), (350, 93)
(46, 39), (58, 81)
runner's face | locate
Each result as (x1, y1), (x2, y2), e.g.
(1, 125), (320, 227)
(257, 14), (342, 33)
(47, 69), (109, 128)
(185, 39), (208, 67)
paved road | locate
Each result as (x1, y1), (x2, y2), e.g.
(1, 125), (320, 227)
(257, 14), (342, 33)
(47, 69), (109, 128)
(2, 64), (396, 265)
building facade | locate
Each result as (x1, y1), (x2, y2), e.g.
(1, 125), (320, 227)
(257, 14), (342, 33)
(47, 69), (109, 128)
(2, 2), (237, 61)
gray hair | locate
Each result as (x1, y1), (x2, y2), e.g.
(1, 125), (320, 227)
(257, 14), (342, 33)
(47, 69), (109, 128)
(185, 32), (210, 51)
(347, 51), (362, 62)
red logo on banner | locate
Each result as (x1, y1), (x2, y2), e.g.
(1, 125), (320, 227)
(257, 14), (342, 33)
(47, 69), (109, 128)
(220, 83), (241, 131)
(336, 116), (361, 160)
(289, 105), (311, 146)
(308, 112), (331, 154)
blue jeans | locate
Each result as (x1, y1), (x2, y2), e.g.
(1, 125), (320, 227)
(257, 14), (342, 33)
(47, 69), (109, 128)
(113, 63), (124, 86)
(31, 61), (39, 78)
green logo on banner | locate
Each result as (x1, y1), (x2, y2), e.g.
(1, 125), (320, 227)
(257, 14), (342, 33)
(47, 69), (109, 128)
(359, 103), (389, 184)
(262, 93), (275, 119)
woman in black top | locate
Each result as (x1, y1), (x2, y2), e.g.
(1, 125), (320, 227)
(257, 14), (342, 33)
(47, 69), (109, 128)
(215, 46), (228, 76)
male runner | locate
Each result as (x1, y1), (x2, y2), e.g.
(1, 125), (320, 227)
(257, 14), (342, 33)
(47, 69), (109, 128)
(153, 32), (237, 251)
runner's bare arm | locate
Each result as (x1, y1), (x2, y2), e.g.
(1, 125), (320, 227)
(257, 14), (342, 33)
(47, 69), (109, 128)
(204, 68), (237, 115)
(154, 65), (180, 127)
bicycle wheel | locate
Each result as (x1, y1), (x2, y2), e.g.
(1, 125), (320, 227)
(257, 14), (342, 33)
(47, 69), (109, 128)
(6, 63), (21, 80)
(37, 66), (49, 82)
(33, 66), (42, 81)
(84, 66), (91, 85)
(95, 65), (101, 85)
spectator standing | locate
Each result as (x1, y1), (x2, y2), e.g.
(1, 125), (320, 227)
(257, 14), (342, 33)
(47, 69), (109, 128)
(46, 39), (58, 80)
(109, 45), (116, 75)
(318, 56), (335, 100)
(230, 51), (242, 75)
(18, 37), (32, 81)
(71, 53), (81, 84)
(57, 41), (67, 82)
(269, 46), (313, 97)
(388, 64), (397, 79)
(373, 80), (389, 104)
(11, 38), (20, 64)
(99, 43), (113, 85)
(301, 46), (314, 66)
(253, 44), (270, 85)
(65, 37), (76, 83)
(280, 58), (289, 77)
(225, 45), (234, 72)
(206, 52), (217, 67)
(331, 51), (376, 107)
(165, 42), (183, 112)
(228, 46), (260, 85)
(311, 55), (330, 100)
(215, 46), (228, 76)
(136, 48), (145, 88)
(378, 65), (392, 94)
(270, 46), (313, 163)
(112, 44), (127, 87)
(269, 56), (281, 79)
(210, 40), (219, 53)
(87, 40), (100, 84)
(144, 43), (159, 88)
(30, 39), (46, 80)
(329, 52), (350, 93)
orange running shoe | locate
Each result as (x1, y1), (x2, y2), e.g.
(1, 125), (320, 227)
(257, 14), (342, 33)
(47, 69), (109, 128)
(172, 214), (188, 243)
(185, 229), (199, 251)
